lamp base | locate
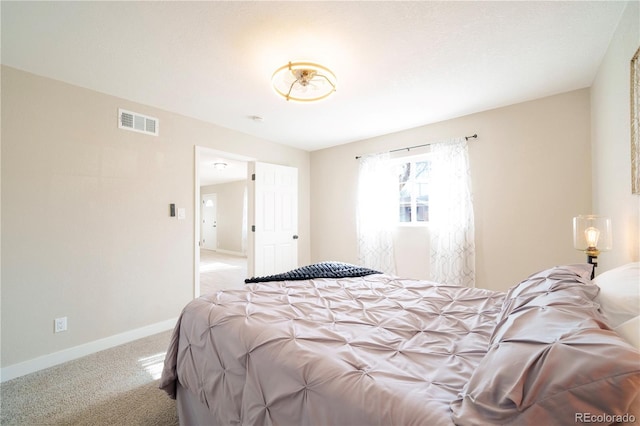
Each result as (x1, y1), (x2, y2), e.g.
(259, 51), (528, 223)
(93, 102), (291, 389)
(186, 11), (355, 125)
(587, 255), (598, 280)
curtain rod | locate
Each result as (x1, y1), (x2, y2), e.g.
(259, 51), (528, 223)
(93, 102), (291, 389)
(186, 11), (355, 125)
(355, 134), (477, 159)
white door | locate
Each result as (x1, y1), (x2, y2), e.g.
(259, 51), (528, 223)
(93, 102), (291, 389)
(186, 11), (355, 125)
(248, 162), (298, 277)
(201, 193), (217, 250)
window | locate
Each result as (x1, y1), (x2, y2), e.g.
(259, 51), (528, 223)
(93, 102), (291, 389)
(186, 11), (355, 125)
(396, 155), (431, 223)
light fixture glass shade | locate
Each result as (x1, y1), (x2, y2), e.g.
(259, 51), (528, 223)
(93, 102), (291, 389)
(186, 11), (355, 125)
(272, 61), (336, 102)
(573, 215), (612, 254)
(213, 162), (228, 170)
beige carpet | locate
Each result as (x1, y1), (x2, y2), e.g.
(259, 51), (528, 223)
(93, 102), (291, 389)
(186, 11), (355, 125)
(0, 331), (178, 426)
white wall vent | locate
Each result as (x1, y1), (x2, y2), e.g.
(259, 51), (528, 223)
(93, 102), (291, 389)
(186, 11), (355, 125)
(118, 108), (159, 136)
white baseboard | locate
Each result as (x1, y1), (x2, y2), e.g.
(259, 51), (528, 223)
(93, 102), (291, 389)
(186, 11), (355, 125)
(0, 317), (178, 383)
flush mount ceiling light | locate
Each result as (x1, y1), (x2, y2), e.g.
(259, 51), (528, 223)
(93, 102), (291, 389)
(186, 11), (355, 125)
(272, 61), (337, 102)
(213, 162), (228, 170)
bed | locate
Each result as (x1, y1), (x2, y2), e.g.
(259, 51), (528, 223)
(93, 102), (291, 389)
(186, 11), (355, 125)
(160, 262), (640, 425)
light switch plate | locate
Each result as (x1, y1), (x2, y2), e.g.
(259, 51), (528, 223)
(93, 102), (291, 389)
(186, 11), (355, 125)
(177, 208), (186, 220)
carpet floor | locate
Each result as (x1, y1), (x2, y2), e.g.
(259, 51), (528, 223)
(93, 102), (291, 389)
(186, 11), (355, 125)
(0, 331), (178, 426)
(199, 249), (247, 295)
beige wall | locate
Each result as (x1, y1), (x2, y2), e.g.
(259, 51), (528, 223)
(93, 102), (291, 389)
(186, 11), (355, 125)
(591, 0), (640, 271)
(201, 181), (246, 255)
(1, 66), (310, 368)
(311, 89), (592, 292)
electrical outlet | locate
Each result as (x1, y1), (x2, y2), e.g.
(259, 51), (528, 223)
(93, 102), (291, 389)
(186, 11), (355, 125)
(54, 317), (67, 333)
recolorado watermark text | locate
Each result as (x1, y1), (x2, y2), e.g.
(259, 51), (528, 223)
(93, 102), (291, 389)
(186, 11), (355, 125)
(575, 412), (635, 423)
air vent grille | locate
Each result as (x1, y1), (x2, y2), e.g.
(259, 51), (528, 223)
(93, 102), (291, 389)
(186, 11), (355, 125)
(118, 108), (159, 136)
(145, 117), (156, 134)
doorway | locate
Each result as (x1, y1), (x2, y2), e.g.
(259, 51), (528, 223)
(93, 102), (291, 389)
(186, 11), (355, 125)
(194, 146), (253, 297)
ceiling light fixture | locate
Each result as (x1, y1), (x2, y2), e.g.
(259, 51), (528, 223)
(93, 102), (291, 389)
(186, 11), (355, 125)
(213, 162), (228, 170)
(272, 61), (336, 102)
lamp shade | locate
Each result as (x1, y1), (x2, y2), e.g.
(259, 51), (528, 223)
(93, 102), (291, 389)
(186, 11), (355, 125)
(573, 215), (612, 254)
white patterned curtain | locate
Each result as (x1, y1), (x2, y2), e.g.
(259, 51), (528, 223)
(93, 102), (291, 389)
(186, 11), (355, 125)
(429, 138), (475, 287)
(357, 153), (397, 274)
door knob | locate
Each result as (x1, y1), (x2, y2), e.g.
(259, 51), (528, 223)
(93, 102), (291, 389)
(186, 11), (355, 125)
(293, 235), (299, 240)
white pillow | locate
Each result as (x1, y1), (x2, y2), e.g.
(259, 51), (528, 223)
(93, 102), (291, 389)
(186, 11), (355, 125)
(614, 316), (640, 350)
(593, 262), (640, 328)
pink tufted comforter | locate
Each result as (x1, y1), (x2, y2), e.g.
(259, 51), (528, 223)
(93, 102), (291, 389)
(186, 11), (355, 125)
(159, 274), (505, 425)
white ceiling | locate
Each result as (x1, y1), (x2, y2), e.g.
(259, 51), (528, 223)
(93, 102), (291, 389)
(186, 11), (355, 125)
(198, 148), (249, 186)
(1, 1), (627, 153)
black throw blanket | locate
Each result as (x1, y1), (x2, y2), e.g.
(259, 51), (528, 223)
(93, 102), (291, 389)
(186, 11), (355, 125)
(245, 261), (381, 284)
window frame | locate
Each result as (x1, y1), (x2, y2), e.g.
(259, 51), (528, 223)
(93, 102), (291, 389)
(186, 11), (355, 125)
(392, 152), (432, 227)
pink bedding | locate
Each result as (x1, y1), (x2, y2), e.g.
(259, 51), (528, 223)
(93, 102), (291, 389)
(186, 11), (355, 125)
(160, 274), (503, 425)
(160, 265), (640, 425)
